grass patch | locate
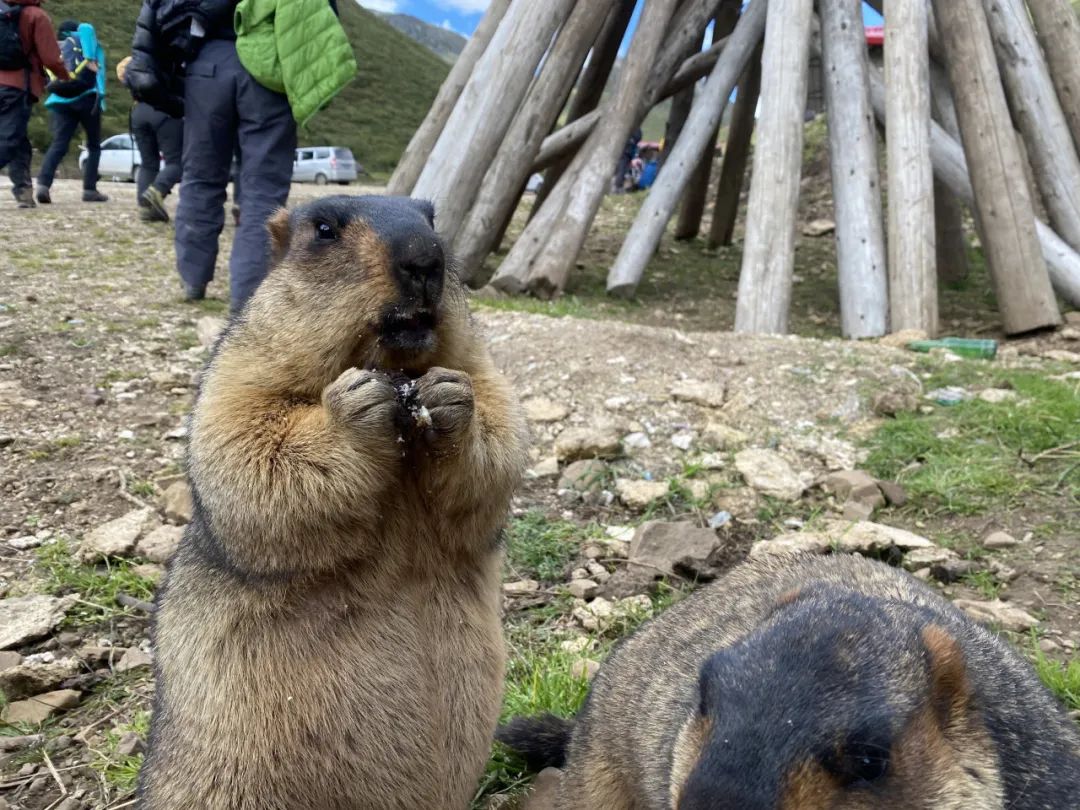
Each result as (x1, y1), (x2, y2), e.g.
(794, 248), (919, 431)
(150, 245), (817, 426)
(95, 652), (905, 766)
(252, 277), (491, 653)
(35, 539), (156, 627)
(865, 367), (1080, 515)
(963, 570), (1002, 600)
(1032, 647), (1080, 712)
(505, 513), (582, 583)
(90, 710), (151, 793)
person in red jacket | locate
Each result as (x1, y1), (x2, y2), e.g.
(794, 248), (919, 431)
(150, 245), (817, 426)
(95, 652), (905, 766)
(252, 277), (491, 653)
(0, 0), (68, 208)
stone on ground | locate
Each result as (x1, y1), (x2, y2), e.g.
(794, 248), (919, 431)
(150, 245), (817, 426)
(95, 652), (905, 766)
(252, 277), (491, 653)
(0, 689), (81, 725)
(983, 531), (1018, 550)
(559, 459), (608, 494)
(160, 480), (194, 524)
(79, 507), (157, 561)
(0, 595), (75, 650)
(953, 599), (1039, 632)
(734, 449), (804, 501)
(503, 580), (540, 596)
(523, 397), (569, 423)
(136, 524), (184, 563)
(615, 478), (669, 510)
(670, 381), (727, 408)
(701, 422), (748, 451)
(554, 427), (622, 462)
(115, 648), (153, 672)
(629, 521), (720, 578)
(0, 653), (80, 700)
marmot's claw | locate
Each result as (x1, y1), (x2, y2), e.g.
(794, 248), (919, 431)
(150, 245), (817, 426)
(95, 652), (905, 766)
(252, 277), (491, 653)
(414, 367), (474, 452)
(324, 368), (399, 432)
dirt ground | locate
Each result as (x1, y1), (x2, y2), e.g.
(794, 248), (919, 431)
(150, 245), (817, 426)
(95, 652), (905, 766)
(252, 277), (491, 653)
(1, 178), (1078, 809)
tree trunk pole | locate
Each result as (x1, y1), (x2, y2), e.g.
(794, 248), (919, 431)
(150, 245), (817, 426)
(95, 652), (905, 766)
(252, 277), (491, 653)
(386, 0), (510, 196)
(934, 181), (969, 285)
(884, 0), (937, 335)
(452, 1), (614, 283)
(820, 0), (888, 338)
(1027, 0), (1080, 155)
(981, 0), (1080, 253)
(928, 0), (1061, 332)
(707, 44), (762, 248)
(412, 0), (576, 239)
(733, 0), (812, 334)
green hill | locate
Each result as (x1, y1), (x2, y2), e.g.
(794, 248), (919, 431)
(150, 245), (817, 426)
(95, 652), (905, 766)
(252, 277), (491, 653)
(29, 1), (449, 174)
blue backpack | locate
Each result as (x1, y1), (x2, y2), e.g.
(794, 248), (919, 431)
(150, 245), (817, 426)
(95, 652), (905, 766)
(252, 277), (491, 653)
(46, 30), (97, 98)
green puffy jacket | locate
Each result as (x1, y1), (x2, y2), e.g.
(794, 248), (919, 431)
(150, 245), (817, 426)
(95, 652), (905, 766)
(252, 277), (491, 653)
(235, 0), (358, 127)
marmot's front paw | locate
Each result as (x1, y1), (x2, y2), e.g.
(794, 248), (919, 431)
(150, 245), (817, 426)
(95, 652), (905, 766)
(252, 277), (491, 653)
(323, 369), (400, 437)
(413, 367), (475, 454)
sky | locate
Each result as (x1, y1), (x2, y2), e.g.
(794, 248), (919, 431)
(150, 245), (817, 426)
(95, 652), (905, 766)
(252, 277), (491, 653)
(357, 1), (885, 41)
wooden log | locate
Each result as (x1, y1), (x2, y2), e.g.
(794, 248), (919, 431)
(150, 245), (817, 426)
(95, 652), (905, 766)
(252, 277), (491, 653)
(386, 0), (509, 196)
(664, 82), (697, 168)
(884, 0), (937, 335)
(733, 0), (813, 334)
(411, 0), (576, 239)
(869, 67), (1080, 308)
(982, 0), (1080, 253)
(820, 0), (888, 338)
(674, 1), (744, 240)
(607, 0), (768, 297)
(491, 0), (682, 297)
(707, 44), (762, 248)
(934, 180), (969, 285)
(532, 0), (637, 218)
(1027, 0), (1080, 155)
(452, 1), (613, 283)
(926, 0), (1061, 333)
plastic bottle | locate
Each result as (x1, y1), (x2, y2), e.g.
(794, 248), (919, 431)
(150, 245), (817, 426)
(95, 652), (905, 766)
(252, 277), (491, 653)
(907, 337), (998, 360)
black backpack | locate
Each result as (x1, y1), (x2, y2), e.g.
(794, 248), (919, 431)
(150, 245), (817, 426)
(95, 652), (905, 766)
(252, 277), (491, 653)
(0, 1), (28, 71)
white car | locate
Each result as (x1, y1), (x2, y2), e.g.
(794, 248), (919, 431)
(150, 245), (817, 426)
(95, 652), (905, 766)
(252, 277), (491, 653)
(79, 133), (143, 182)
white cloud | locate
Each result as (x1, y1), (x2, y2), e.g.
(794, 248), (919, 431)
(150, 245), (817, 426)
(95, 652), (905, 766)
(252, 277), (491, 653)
(432, 0), (490, 13)
(357, 0), (399, 12)
(441, 19), (456, 31)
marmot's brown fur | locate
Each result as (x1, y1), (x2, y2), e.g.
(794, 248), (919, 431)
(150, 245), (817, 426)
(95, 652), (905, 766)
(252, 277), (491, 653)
(138, 196), (528, 809)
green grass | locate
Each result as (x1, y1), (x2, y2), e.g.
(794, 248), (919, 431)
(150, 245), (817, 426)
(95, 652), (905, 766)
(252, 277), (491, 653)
(38, 2), (450, 172)
(35, 539), (157, 627)
(1032, 646), (1080, 712)
(865, 366), (1080, 515)
(504, 513), (583, 583)
(89, 709), (150, 792)
(963, 570), (1003, 600)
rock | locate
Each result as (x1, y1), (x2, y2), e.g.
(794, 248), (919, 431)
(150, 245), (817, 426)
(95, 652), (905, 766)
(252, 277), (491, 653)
(700, 422), (748, 451)
(131, 562), (165, 583)
(871, 389), (920, 417)
(136, 524), (184, 564)
(841, 501), (874, 522)
(622, 432), (652, 451)
(559, 460), (608, 494)
(0, 733), (43, 752)
(1062, 327), (1080, 341)
(877, 480), (908, 507)
(573, 597), (614, 631)
(554, 428), (622, 462)
(670, 381), (726, 408)
(77, 646), (117, 667)
(686, 479), (711, 502)
(523, 397), (569, 423)
(734, 449), (804, 502)
(115, 648), (153, 672)
(503, 580), (541, 596)
(615, 479), (669, 510)
(196, 316), (226, 348)
(0, 650), (21, 669)
(560, 636), (591, 654)
(712, 487), (761, 518)
(707, 511), (732, 529)
(983, 531), (1018, 550)
(80, 508), (157, 561)
(670, 431), (694, 451)
(699, 453), (725, 470)
(585, 561), (610, 583)
(802, 218), (836, 237)
(7, 534), (42, 550)
(1042, 349), (1080, 363)
(827, 520), (934, 553)
(902, 546), (958, 571)
(0, 595), (75, 650)
(0, 654), (80, 700)
(750, 531), (831, 558)
(116, 731), (145, 757)
(567, 579), (599, 600)
(878, 329), (929, 349)
(977, 388), (1017, 404)
(570, 658), (601, 681)
(953, 599), (1039, 632)
(1065, 311), (1080, 326)
(929, 559), (981, 584)
(55, 798), (82, 810)
(522, 767), (562, 810)
(529, 457), (560, 479)
(160, 481), (194, 525)
(821, 470), (878, 501)
(0, 689), (80, 725)
(629, 521), (720, 578)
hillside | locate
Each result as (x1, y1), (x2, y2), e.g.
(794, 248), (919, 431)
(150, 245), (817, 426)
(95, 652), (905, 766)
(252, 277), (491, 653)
(378, 12), (466, 63)
(28, 1), (449, 174)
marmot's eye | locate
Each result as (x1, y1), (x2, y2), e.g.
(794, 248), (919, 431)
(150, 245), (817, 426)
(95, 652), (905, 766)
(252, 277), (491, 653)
(314, 220), (337, 241)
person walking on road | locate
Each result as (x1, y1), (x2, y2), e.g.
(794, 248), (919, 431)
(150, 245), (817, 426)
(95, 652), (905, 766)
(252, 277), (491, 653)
(0, 0), (68, 208)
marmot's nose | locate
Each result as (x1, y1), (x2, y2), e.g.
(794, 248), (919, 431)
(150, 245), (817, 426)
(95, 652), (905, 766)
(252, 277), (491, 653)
(395, 238), (445, 306)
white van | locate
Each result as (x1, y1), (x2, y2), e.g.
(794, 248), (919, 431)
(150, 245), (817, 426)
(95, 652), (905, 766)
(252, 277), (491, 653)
(292, 146), (358, 185)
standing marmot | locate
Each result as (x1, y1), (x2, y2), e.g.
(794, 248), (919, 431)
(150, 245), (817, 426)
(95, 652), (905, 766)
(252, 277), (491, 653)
(500, 553), (1080, 809)
(138, 196), (528, 809)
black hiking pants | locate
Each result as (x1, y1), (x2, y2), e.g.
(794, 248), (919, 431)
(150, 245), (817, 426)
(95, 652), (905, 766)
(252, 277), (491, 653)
(0, 86), (32, 198)
(37, 93), (102, 191)
(132, 101), (182, 199)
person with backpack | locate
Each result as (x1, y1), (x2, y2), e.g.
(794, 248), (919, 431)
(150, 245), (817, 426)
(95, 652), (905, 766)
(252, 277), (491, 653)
(126, 0), (356, 313)
(34, 19), (107, 203)
(116, 54), (181, 223)
(0, 0), (69, 208)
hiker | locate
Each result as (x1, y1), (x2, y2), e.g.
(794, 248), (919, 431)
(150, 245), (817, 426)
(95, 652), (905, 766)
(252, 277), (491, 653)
(35, 19), (108, 204)
(0, 0), (69, 208)
(126, 0), (356, 313)
(612, 127), (641, 194)
(117, 55), (181, 223)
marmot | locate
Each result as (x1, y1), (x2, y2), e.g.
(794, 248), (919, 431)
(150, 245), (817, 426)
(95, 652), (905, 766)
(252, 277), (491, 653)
(138, 196), (528, 809)
(500, 553), (1080, 809)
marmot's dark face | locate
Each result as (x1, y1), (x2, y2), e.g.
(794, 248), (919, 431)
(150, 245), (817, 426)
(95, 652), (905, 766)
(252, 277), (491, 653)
(678, 591), (984, 809)
(267, 195), (452, 372)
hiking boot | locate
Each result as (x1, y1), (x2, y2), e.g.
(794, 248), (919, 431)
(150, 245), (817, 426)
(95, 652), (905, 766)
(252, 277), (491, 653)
(35, 186), (51, 204)
(82, 189), (109, 203)
(141, 187), (170, 222)
(182, 282), (206, 302)
(15, 188), (36, 208)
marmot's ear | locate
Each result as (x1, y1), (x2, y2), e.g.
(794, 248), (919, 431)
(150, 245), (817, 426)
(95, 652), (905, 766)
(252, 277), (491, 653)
(267, 208), (291, 264)
(922, 625), (973, 729)
(412, 199), (436, 228)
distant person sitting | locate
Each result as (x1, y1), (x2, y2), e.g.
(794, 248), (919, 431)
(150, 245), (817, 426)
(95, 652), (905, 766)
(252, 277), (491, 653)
(117, 54), (180, 222)
(0, 0), (69, 208)
(35, 19), (107, 203)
